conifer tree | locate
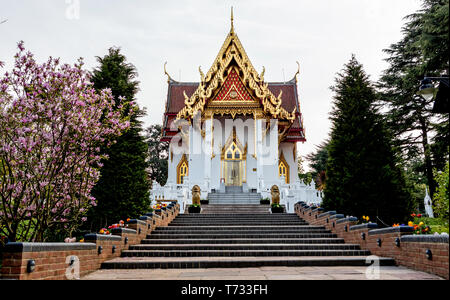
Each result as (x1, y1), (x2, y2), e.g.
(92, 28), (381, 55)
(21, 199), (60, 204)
(323, 56), (413, 224)
(378, 0), (449, 197)
(86, 47), (150, 229)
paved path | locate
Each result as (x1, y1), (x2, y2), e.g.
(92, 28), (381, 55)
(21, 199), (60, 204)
(82, 266), (443, 280)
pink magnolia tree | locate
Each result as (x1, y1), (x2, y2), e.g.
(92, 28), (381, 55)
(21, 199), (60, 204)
(0, 42), (133, 242)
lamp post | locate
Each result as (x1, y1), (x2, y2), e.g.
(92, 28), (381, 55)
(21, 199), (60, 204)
(417, 76), (449, 113)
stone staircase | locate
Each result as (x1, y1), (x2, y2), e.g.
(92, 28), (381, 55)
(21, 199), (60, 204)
(200, 204), (270, 214)
(207, 190), (261, 204)
(100, 205), (395, 269)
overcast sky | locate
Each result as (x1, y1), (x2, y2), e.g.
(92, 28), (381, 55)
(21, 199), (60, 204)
(1, 0), (422, 170)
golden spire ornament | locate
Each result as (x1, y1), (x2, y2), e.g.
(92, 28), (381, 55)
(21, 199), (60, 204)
(230, 6), (234, 33)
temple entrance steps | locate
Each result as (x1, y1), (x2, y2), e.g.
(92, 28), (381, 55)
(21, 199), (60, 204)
(200, 204), (270, 214)
(100, 211), (396, 269)
(207, 192), (261, 204)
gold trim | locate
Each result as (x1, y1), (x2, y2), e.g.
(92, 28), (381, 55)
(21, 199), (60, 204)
(164, 62), (174, 83)
(294, 61), (300, 83)
(177, 154), (189, 184)
(279, 151), (290, 184)
(175, 22), (297, 122)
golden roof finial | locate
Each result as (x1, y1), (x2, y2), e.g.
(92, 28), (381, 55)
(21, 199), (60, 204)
(230, 6), (234, 33)
(164, 62), (175, 83)
(294, 61), (300, 82)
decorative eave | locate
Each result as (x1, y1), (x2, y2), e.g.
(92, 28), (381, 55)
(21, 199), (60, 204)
(175, 18), (297, 123)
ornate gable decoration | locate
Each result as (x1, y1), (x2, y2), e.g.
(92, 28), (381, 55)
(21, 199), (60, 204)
(176, 16), (296, 122)
(212, 67), (253, 102)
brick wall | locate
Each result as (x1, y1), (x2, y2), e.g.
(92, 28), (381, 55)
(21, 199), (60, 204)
(295, 202), (449, 279)
(0, 202), (180, 280)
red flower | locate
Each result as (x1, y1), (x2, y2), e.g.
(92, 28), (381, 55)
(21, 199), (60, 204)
(411, 213), (416, 217)
(417, 214), (422, 218)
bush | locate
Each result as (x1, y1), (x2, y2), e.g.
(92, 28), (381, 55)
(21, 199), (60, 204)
(260, 198), (270, 205)
(433, 162), (449, 219)
(188, 205), (201, 214)
(271, 203), (284, 213)
(414, 217), (449, 234)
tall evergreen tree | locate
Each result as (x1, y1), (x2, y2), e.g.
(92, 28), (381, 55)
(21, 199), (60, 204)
(378, 0), (449, 197)
(323, 56), (413, 224)
(86, 47), (150, 229)
(146, 124), (169, 186)
(306, 140), (330, 190)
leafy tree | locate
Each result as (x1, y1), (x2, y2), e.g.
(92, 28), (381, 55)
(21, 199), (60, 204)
(86, 47), (150, 230)
(433, 162), (449, 219)
(323, 56), (413, 224)
(146, 124), (169, 186)
(0, 42), (131, 242)
(378, 0), (449, 197)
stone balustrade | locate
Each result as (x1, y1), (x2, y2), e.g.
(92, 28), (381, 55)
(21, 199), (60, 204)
(0, 202), (180, 280)
(294, 202), (449, 279)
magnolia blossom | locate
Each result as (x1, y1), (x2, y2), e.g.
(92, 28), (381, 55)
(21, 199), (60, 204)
(0, 41), (133, 242)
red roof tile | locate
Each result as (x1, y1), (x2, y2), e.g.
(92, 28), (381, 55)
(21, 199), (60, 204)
(161, 78), (305, 142)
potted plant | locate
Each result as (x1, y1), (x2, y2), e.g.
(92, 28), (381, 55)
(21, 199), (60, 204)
(271, 203), (284, 213)
(200, 199), (209, 205)
(188, 204), (201, 214)
(260, 198), (270, 205)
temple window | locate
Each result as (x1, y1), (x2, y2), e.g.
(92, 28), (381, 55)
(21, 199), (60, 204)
(225, 142), (242, 160)
(278, 153), (290, 184)
(177, 155), (189, 184)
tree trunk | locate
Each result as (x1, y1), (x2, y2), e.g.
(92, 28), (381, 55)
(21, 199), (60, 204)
(419, 116), (436, 198)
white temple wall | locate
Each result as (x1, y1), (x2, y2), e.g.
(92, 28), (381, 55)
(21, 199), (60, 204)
(188, 123), (205, 191)
(279, 142), (298, 185)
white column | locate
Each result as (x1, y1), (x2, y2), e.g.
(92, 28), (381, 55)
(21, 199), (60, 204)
(256, 119), (264, 193)
(204, 118), (212, 193)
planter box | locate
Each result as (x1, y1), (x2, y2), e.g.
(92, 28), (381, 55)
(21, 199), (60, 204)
(188, 206), (201, 214)
(260, 199), (270, 205)
(200, 200), (209, 205)
(271, 206), (284, 213)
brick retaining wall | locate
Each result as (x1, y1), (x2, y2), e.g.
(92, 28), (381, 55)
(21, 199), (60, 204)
(0, 202), (180, 280)
(295, 202), (449, 279)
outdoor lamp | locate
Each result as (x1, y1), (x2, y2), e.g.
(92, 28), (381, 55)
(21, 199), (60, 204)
(417, 78), (436, 101)
(426, 249), (432, 260)
(27, 259), (36, 273)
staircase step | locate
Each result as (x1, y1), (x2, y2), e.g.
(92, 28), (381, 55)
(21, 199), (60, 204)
(101, 256), (396, 269)
(141, 238), (346, 244)
(161, 225), (319, 230)
(128, 243), (362, 251)
(120, 249), (371, 257)
(153, 229), (329, 234)
(147, 233), (338, 239)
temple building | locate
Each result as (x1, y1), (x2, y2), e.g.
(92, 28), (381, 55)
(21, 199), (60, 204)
(152, 11), (322, 212)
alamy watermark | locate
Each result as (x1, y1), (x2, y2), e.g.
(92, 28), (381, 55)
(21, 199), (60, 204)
(169, 113), (279, 166)
(365, 255), (380, 279)
(65, 255), (80, 280)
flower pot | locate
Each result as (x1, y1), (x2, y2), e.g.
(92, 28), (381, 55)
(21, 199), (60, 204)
(271, 206), (284, 213)
(188, 206), (201, 214)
